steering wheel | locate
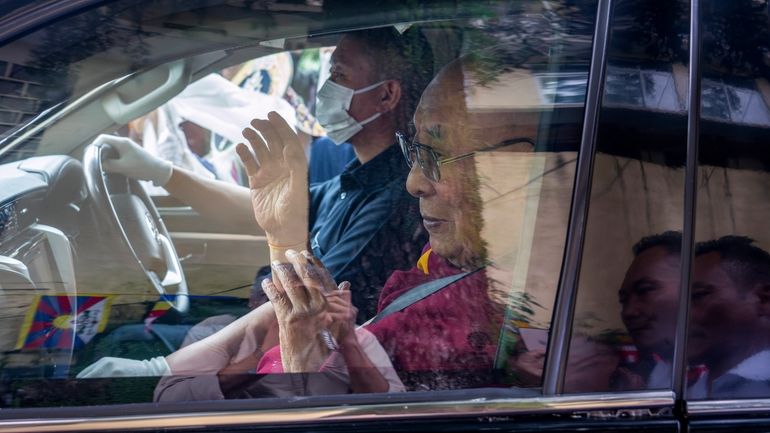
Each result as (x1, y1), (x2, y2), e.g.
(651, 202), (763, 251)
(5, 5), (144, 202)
(83, 142), (189, 313)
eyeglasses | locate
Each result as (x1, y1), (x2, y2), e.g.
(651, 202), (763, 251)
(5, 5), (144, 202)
(396, 131), (535, 182)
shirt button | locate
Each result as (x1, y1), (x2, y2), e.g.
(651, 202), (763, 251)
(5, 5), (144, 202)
(340, 192), (347, 200)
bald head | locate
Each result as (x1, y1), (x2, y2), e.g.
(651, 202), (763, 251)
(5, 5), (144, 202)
(415, 58), (539, 157)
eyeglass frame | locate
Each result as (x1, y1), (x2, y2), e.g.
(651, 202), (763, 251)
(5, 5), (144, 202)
(395, 131), (536, 182)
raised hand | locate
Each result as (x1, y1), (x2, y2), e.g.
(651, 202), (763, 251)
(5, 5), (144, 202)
(235, 112), (309, 250)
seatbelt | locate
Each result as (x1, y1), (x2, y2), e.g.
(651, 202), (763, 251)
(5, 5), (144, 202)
(362, 269), (481, 326)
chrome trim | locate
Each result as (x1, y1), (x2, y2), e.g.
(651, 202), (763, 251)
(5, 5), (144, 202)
(158, 235), (183, 286)
(0, 255), (30, 281)
(157, 206), (195, 215)
(688, 398), (770, 415)
(0, 392), (675, 433)
(672, 0), (701, 398)
(543, 0), (614, 395)
(0, 76), (130, 160)
(29, 224), (76, 294)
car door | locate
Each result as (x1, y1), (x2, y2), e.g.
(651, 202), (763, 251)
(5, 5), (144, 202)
(0, 0), (706, 431)
(684, 0), (770, 431)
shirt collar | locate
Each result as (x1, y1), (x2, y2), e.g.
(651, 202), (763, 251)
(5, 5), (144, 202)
(725, 349), (770, 381)
(339, 144), (409, 191)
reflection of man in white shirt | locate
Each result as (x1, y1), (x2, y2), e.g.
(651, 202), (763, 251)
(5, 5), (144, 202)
(149, 73), (297, 184)
(616, 232), (682, 390)
(688, 236), (770, 399)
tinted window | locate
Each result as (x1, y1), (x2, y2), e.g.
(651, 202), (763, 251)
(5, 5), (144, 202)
(687, 0), (770, 400)
(0, 0), (596, 411)
(564, 0), (690, 393)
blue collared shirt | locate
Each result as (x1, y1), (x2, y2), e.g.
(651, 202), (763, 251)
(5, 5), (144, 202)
(308, 144), (427, 321)
(308, 136), (356, 185)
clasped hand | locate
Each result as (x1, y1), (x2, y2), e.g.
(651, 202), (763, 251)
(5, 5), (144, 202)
(262, 249), (356, 372)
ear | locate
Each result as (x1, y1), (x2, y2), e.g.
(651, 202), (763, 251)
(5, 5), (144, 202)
(754, 283), (770, 319)
(376, 80), (402, 113)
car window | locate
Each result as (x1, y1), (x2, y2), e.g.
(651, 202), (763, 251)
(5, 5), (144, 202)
(131, 48), (353, 191)
(563, 0), (690, 393)
(0, 0), (600, 414)
(687, 0), (770, 401)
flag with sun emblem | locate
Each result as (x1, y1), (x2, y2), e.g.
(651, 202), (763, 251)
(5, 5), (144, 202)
(16, 295), (113, 350)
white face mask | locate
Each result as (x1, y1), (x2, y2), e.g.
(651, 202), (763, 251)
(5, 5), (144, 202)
(316, 79), (387, 144)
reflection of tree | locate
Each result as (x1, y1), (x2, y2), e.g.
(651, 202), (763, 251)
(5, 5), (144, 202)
(642, 71), (656, 99)
(612, 0), (689, 64)
(504, 291), (544, 327)
(27, 6), (135, 112)
(702, 0), (770, 78)
(609, 0), (769, 79)
(25, 1), (215, 112)
(460, 0), (597, 84)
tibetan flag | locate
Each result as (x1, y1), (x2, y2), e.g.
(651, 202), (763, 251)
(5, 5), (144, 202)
(16, 295), (112, 350)
(144, 297), (175, 328)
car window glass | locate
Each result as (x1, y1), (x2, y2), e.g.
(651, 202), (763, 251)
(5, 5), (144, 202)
(130, 48), (353, 192)
(0, 0), (596, 410)
(563, 0), (690, 393)
(686, 0), (770, 401)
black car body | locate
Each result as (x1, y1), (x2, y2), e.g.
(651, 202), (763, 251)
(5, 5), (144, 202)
(0, 0), (768, 431)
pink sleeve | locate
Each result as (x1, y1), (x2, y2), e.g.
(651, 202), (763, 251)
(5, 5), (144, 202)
(256, 345), (284, 374)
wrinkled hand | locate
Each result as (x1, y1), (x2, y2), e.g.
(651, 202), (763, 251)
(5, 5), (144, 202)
(235, 112), (308, 248)
(326, 282), (355, 346)
(96, 134), (173, 186)
(262, 249), (344, 372)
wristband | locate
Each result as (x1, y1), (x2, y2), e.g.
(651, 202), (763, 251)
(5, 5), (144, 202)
(267, 241), (306, 249)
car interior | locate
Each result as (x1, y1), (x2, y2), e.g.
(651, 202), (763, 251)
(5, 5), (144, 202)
(0, 3), (768, 432)
(0, 0), (599, 407)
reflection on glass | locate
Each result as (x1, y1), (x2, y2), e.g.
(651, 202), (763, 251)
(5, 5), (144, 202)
(157, 16), (593, 397)
(689, 0), (770, 401)
(702, 79), (770, 126)
(603, 67), (683, 112)
(615, 232), (681, 390)
(0, 0), (598, 408)
(686, 237), (770, 398)
(564, 0), (690, 393)
(538, 73), (589, 105)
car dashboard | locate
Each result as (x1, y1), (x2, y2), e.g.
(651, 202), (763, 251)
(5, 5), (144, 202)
(0, 156), (87, 357)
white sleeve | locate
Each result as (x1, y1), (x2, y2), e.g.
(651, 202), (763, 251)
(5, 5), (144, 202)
(353, 328), (406, 393)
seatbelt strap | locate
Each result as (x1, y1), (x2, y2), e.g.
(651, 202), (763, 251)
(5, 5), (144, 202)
(363, 269), (479, 326)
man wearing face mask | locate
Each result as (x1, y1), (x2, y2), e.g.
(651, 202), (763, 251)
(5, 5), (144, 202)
(99, 27), (433, 321)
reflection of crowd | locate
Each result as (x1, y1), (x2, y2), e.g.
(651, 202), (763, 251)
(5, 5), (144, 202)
(606, 231), (770, 399)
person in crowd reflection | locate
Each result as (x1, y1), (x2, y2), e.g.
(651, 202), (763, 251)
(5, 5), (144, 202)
(688, 235), (770, 399)
(97, 27), (432, 321)
(154, 45), (544, 400)
(614, 231), (682, 390)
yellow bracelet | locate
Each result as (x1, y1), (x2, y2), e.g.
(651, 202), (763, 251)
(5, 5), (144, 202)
(267, 241), (306, 249)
